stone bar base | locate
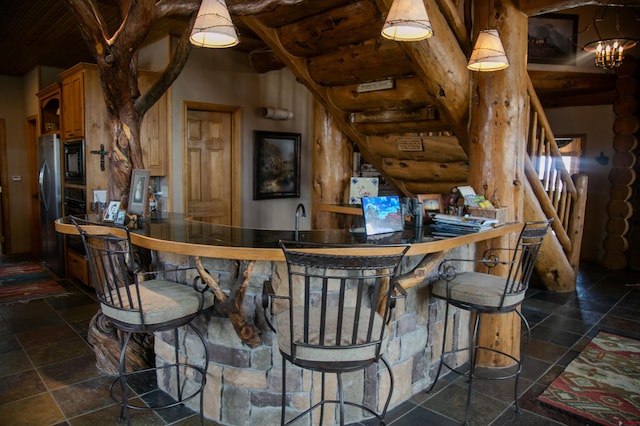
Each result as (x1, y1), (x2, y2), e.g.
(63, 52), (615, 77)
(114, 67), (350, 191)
(154, 247), (473, 425)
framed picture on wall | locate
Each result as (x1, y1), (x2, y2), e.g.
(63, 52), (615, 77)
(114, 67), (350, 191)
(528, 13), (579, 65)
(253, 131), (301, 200)
(128, 169), (150, 215)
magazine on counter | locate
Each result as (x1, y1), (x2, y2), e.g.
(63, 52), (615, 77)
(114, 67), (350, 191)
(431, 214), (499, 237)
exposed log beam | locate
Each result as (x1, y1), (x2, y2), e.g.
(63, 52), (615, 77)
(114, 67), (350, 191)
(328, 76), (434, 111)
(277, 1), (381, 57)
(529, 70), (617, 91)
(381, 158), (469, 181)
(529, 70), (618, 107)
(368, 135), (467, 162)
(307, 40), (415, 86)
(518, 0), (640, 16)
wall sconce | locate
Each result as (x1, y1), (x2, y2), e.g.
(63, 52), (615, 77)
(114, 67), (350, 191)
(381, 0), (433, 41)
(190, 0), (239, 48)
(595, 151), (609, 165)
(262, 107), (293, 120)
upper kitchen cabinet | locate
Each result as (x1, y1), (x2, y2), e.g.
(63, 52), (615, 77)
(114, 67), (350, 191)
(60, 64), (85, 140)
(37, 83), (61, 136)
(60, 63), (110, 197)
(138, 70), (167, 176)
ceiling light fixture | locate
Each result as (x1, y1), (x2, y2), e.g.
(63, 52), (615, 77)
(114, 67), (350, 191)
(582, 7), (637, 72)
(190, 0), (239, 48)
(381, 0), (433, 41)
(467, 29), (509, 71)
(467, 0), (509, 72)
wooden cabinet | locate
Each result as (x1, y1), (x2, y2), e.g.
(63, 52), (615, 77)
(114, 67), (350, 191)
(61, 68), (84, 139)
(60, 63), (110, 205)
(37, 83), (61, 135)
(138, 70), (167, 176)
(67, 249), (91, 287)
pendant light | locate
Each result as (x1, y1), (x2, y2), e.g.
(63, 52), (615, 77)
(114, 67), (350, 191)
(190, 0), (239, 48)
(467, 0), (509, 72)
(381, 0), (433, 41)
(582, 7), (637, 72)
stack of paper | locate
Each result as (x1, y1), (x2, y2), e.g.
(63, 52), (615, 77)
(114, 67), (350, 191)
(431, 214), (499, 237)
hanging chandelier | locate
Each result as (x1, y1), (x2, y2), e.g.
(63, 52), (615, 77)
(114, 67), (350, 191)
(582, 7), (637, 71)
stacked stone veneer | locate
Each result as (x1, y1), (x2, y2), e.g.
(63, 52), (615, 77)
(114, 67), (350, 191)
(154, 246), (473, 425)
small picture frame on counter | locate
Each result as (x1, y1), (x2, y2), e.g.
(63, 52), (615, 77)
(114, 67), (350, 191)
(417, 193), (443, 215)
(114, 209), (127, 225)
(103, 201), (121, 222)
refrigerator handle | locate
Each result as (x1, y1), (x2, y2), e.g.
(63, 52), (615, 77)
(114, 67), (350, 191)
(39, 162), (49, 211)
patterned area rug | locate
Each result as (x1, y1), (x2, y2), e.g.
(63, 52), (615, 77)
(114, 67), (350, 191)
(0, 262), (69, 304)
(538, 331), (640, 425)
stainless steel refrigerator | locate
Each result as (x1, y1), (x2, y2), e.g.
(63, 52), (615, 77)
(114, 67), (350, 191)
(38, 134), (64, 275)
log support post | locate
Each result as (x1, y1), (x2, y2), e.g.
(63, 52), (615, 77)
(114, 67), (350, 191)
(311, 99), (354, 230)
(468, 0), (528, 366)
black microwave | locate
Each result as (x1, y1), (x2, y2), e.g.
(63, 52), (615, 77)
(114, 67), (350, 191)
(64, 140), (85, 184)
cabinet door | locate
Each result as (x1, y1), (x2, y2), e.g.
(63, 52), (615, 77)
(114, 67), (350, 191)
(138, 72), (167, 176)
(62, 72), (84, 139)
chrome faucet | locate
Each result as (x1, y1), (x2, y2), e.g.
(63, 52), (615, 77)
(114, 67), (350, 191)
(295, 203), (306, 236)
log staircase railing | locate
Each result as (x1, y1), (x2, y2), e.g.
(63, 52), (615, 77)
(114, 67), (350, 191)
(525, 76), (588, 272)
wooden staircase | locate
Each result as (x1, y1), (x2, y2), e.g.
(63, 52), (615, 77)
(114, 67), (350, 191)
(230, 0), (586, 291)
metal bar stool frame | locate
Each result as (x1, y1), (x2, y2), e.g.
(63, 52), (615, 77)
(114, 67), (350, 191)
(71, 217), (213, 425)
(263, 241), (410, 425)
(428, 220), (552, 425)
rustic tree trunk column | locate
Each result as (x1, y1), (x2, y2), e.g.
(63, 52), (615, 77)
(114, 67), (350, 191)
(468, 0), (528, 367)
(311, 99), (354, 230)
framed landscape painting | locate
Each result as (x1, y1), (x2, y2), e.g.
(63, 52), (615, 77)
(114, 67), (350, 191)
(253, 131), (301, 200)
(528, 13), (579, 65)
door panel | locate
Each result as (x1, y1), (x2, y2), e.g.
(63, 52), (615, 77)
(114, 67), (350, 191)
(186, 110), (232, 225)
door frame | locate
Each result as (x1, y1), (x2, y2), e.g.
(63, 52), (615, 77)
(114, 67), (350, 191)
(182, 102), (242, 226)
(0, 119), (11, 253)
(27, 115), (40, 256)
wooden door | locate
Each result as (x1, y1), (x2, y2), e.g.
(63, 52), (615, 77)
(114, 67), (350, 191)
(185, 109), (233, 225)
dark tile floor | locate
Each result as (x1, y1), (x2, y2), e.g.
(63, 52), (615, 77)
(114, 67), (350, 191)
(1, 255), (639, 425)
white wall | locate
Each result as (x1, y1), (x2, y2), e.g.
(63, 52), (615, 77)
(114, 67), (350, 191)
(544, 105), (615, 262)
(167, 43), (313, 230)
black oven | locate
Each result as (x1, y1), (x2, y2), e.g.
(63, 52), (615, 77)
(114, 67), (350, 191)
(64, 187), (86, 254)
(64, 140), (85, 184)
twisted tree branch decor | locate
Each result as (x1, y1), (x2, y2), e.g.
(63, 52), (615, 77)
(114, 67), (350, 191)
(195, 257), (262, 348)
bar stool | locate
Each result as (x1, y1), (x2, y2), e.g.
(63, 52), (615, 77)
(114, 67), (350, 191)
(428, 220), (552, 425)
(263, 241), (410, 425)
(71, 217), (214, 425)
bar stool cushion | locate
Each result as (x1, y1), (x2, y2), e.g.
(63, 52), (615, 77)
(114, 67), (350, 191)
(101, 279), (215, 326)
(275, 306), (389, 363)
(432, 271), (526, 308)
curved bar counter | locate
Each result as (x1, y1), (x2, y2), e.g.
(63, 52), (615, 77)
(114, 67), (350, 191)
(55, 212), (521, 260)
(56, 213), (521, 425)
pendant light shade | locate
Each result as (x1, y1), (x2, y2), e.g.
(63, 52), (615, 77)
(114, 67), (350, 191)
(381, 0), (433, 41)
(467, 29), (509, 72)
(190, 0), (239, 48)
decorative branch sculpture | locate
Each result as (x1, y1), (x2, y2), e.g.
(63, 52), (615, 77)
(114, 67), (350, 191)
(195, 257), (262, 348)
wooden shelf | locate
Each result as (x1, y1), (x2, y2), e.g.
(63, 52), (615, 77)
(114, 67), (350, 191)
(320, 204), (363, 215)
